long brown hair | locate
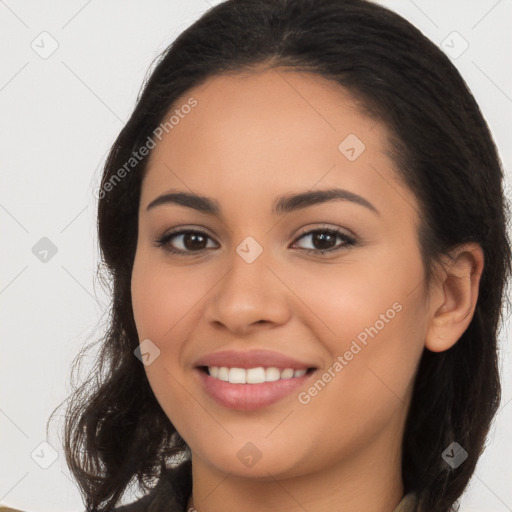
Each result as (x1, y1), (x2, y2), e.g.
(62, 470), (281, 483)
(49, 1), (512, 510)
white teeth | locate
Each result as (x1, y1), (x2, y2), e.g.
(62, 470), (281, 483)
(228, 367), (246, 384)
(207, 366), (310, 383)
(265, 367), (281, 382)
(247, 367), (266, 384)
(217, 366), (229, 381)
(280, 368), (294, 379)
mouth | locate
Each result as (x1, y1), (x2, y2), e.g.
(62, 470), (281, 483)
(194, 365), (319, 411)
(197, 365), (317, 383)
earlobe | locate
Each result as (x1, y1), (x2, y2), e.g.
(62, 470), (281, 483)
(425, 243), (484, 353)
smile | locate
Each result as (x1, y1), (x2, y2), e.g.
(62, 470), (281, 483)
(195, 366), (317, 411)
(206, 365), (309, 383)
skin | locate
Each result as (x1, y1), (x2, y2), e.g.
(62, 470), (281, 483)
(130, 66), (484, 512)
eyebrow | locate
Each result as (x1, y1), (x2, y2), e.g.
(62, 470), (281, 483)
(146, 188), (379, 216)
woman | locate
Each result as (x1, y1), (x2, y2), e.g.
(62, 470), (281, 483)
(30, 0), (512, 511)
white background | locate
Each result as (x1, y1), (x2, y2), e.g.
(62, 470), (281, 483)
(1, 0), (511, 510)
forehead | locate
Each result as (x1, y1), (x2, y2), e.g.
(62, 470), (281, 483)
(140, 68), (414, 221)
(147, 67), (384, 165)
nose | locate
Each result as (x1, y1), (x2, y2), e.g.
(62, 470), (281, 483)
(202, 246), (291, 335)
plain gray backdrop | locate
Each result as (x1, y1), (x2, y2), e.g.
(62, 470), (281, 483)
(1, 0), (511, 510)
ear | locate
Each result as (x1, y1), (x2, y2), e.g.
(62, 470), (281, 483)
(425, 242), (484, 353)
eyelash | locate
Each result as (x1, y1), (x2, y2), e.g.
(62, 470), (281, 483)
(154, 225), (357, 257)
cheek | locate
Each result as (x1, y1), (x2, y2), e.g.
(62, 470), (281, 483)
(130, 252), (199, 428)
(285, 246), (425, 341)
(284, 261), (426, 462)
(287, 246), (426, 403)
(131, 252), (202, 341)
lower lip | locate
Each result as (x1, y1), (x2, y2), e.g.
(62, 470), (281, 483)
(195, 368), (317, 411)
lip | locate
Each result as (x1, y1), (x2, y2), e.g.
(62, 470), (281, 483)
(193, 349), (319, 411)
(194, 366), (318, 411)
(193, 349), (315, 370)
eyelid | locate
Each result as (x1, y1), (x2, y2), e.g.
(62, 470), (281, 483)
(292, 223), (356, 242)
(289, 225), (357, 253)
(154, 223), (358, 256)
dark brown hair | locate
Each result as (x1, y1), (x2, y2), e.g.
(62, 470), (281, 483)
(49, 1), (512, 510)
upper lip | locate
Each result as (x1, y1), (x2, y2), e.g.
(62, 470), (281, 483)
(194, 349), (316, 370)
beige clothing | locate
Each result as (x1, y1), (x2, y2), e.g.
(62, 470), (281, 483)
(0, 493), (417, 512)
(1, 459), (417, 512)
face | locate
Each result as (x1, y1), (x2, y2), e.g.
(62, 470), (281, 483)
(131, 68), (430, 481)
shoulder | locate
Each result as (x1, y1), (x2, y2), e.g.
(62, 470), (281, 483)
(392, 492), (418, 512)
(0, 459), (192, 512)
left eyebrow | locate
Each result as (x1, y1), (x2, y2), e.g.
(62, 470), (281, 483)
(273, 188), (379, 216)
(146, 188), (379, 216)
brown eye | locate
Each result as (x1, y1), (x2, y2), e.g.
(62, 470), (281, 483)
(181, 232), (208, 251)
(154, 230), (218, 255)
(154, 226), (357, 257)
(292, 228), (356, 254)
